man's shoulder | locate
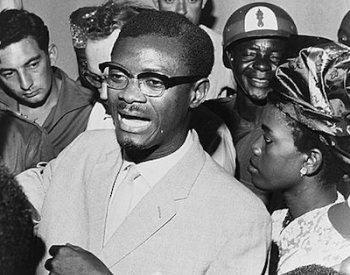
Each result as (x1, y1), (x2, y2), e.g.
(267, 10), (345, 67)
(73, 129), (117, 148)
(0, 109), (44, 135)
(199, 24), (221, 41)
(54, 67), (95, 101)
(58, 129), (118, 157)
(198, 155), (268, 215)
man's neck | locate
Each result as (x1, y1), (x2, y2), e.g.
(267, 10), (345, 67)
(19, 76), (60, 126)
(235, 90), (265, 125)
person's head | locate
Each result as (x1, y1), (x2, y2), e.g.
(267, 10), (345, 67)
(223, 2), (297, 104)
(0, 9), (57, 107)
(249, 43), (350, 192)
(152, 0), (208, 25)
(0, 0), (23, 11)
(338, 11), (350, 47)
(69, 6), (98, 87)
(101, 10), (213, 162)
(282, 264), (340, 275)
(84, 1), (150, 101)
(0, 164), (36, 274)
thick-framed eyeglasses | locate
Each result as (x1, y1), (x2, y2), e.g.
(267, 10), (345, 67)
(82, 70), (107, 89)
(99, 62), (203, 97)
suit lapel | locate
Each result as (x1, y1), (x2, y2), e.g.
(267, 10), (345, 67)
(100, 131), (207, 267)
(87, 148), (123, 254)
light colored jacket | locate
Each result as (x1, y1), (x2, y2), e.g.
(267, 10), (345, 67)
(17, 130), (271, 275)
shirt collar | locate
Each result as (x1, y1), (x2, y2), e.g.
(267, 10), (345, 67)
(123, 130), (194, 188)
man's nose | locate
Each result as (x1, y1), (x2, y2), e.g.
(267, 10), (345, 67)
(251, 135), (263, 156)
(176, 0), (187, 16)
(18, 71), (33, 91)
(252, 55), (272, 72)
(117, 79), (147, 104)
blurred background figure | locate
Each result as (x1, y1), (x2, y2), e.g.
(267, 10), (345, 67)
(249, 42), (350, 274)
(338, 10), (350, 47)
(0, 163), (38, 275)
(152, 0), (236, 99)
(82, 1), (151, 130)
(0, 0), (22, 10)
(69, 5), (98, 89)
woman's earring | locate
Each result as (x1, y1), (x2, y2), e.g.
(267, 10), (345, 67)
(300, 167), (307, 177)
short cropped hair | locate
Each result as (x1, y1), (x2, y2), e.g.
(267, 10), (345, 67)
(0, 9), (49, 53)
(86, 1), (151, 41)
(0, 164), (35, 274)
(116, 10), (214, 77)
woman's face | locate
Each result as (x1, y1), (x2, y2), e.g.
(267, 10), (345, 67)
(248, 105), (306, 191)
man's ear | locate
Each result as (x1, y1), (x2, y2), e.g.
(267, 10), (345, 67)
(189, 78), (209, 108)
(303, 148), (323, 176)
(48, 44), (58, 66)
(152, 0), (160, 9)
(202, 0), (208, 9)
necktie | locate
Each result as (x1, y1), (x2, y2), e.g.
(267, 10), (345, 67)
(105, 164), (140, 243)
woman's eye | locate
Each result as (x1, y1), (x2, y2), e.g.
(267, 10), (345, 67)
(263, 135), (272, 145)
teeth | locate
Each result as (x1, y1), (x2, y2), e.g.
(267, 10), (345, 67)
(121, 117), (149, 127)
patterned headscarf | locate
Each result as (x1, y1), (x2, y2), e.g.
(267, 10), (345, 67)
(273, 42), (350, 169)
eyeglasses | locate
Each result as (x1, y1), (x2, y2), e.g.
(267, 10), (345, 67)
(99, 62), (203, 97)
(82, 69), (107, 89)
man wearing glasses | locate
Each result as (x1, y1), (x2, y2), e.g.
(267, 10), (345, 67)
(18, 10), (270, 275)
(81, 1), (236, 175)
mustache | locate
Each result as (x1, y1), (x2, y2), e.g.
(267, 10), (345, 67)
(114, 101), (147, 113)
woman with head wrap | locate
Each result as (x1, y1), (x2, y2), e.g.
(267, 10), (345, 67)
(248, 42), (350, 274)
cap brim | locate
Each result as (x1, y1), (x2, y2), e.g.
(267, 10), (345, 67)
(284, 35), (333, 59)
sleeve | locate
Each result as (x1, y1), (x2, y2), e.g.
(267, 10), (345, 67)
(210, 123), (236, 176)
(15, 161), (55, 217)
(205, 211), (272, 275)
(24, 128), (55, 170)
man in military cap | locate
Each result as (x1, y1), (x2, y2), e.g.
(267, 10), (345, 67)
(205, 2), (297, 205)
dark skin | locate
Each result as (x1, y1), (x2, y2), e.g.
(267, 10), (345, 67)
(45, 243), (112, 275)
(227, 37), (287, 125)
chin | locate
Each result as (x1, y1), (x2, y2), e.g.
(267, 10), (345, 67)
(248, 95), (268, 106)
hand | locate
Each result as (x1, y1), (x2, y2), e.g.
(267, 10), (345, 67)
(45, 243), (113, 275)
(340, 255), (350, 275)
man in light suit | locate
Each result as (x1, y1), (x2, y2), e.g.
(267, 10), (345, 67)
(17, 10), (271, 275)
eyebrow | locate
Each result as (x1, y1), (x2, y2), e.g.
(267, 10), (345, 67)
(261, 124), (272, 134)
(24, 54), (41, 66)
(0, 54), (41, 72)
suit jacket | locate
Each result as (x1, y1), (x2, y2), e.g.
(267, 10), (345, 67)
(18, 130), (271, 275)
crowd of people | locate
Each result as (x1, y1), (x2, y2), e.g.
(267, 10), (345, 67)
(0, 0), (350, 274)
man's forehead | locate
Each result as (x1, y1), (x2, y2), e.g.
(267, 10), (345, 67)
(235, 37), (287, 50)
(112, 35), (183, 58)
(0, 37), (44, 66)
(111, 35), (186, 74)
